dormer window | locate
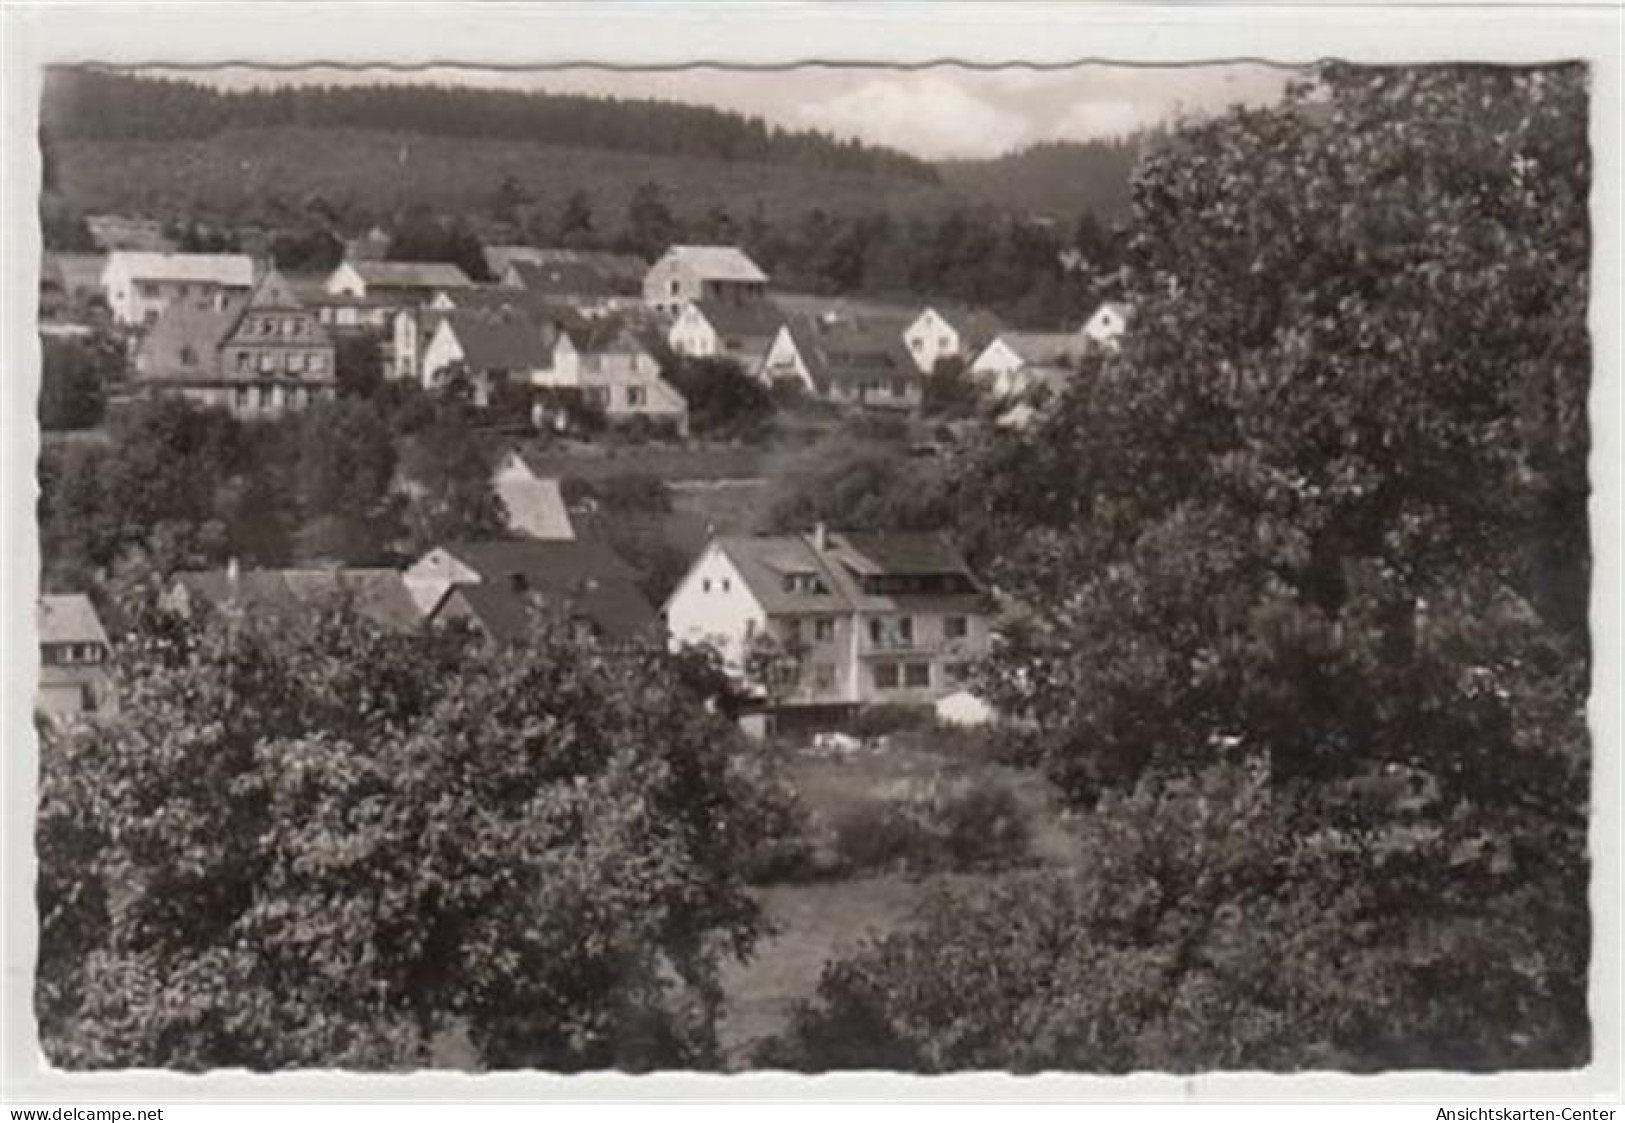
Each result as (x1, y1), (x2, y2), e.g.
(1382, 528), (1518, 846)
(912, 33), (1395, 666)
(783, 572), (827, 595)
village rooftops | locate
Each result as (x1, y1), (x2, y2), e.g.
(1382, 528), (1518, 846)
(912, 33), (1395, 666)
(702, 530), (985, 617)
(436, 307), (558, 372)
(166, 567), (426, 632)
(39, 593), (110, 647)
(996, 330), (1093, 368)
(783, 315), (921, 393)
(412, 539), (658, 642)
(102, 250), (256, 287)
(344, 260), (473, 290)
(506, 259), (618, 299)
(688, 299), (787, 341)
(655, 245), (768, 283)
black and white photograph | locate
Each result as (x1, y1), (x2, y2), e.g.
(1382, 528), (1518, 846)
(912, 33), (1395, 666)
(2, 0), (1619, 1104)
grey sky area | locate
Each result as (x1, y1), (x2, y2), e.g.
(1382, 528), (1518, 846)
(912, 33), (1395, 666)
(144, 63), (1301, 160)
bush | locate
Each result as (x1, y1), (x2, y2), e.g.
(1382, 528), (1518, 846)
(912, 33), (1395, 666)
(826, 776), (1030, 877)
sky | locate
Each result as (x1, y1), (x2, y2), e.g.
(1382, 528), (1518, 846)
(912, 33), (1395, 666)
(150, 63), (1301, 161)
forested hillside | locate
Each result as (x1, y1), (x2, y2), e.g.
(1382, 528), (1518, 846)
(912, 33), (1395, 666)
(938, 138), (1142, 223)
(41, 67), (937, 180)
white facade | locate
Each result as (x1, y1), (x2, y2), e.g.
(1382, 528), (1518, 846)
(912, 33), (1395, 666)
(324, 262), (369, 298)
(903, 308), (961, 374)
(1081, 303), (1130, 349)
(419, 319), (467, 388)
(758, 325), (816, 391)
(667, 303), (720, 357)
(664, 546), (768, 673)
(969, 338), (1026, 386)
(101, 252), (255, 325)
(642, 246), (769, 316)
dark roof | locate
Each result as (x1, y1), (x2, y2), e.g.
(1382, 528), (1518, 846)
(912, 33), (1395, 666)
(709, 536), (852, 616)
(134, 299), (241, 380)
(39, 594), (109, 646)
(435, 539), (657, 641)
(920, 303), (1005, 348)
(169, 568), (424, 631)
(441, 308), (557, 373)
(784, 315), (921, 393)
(352, 260), (472, 290)
(691, 299), (786, 341)
(507, 259), (617, 298)
(832, 531), (974, 577)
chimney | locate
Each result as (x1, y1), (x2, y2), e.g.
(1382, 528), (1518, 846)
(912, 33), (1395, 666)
(813, 523), (827, 552)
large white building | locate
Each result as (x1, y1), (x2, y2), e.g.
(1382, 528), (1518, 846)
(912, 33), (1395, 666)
(664, 528), (993, 712)
(643, 245), (769, 316)
(100, 251), (256, 326)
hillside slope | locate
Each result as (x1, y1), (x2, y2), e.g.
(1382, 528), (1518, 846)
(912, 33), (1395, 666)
(48, 127), (976, 231)
(938, 139), (1142, 224)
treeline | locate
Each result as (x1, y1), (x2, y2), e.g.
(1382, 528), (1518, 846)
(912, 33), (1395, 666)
(41, 67), (939, 182)
(938, 138), (1143, 224)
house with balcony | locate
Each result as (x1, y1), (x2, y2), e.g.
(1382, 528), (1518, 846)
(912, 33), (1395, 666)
(663, 527), (993, 720)
(643, 245), (769, 316)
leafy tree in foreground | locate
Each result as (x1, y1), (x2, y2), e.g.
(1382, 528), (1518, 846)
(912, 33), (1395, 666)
(36, 608), (785, 1070)
(785, 63), (1592, 1071)
(39, 333), (119, 431)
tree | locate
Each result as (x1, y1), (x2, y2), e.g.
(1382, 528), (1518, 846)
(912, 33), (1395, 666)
(36, 606), (788, 1070)
(555, 189), (595, 246)
(660, 356), (775, 443)
(625, 181), (679, 261)
(920, 355), (983, 419)
(795, 63), (1592, 1071)
(760, 434), (952, 535)
(397, 404), (507, 552)
(39, 334), (118, 430)
(288, 399), (403, 564)
(334, 334), (385, 400)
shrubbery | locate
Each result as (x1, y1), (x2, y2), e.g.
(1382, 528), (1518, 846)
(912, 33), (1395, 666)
(826, 776), (1030, 878)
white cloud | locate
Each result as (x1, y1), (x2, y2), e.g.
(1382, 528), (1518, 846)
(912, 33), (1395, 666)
(1052, 97), (1164, 140)
(793, 75), (1033, 160)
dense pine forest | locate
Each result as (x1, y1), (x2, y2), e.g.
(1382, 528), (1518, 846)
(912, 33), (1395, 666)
(40, 67), (939, 180)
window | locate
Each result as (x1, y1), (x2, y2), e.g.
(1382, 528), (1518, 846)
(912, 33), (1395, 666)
(180, 345), (197, 367)
(868, 618), (882, 645)
(258, 353), (276, 372)
(898, 616), (914, 644)
(904, 662), (931, 688)
(309, 352), (327, 373)
(80, 683), (98, 713)
(784, 618), (802, 643)
(810, 663), (836, 692)
(627, 385), (647, 407)
(138, 282), (159, 298)
(873, 662), (900, 690)
(910, 337), (923, 352)
(235, 387), (249, 411)
(814, 618), (835, 643)
(722, 578), (731, 592)
(945, 616), (968, 640)
(784, 572), (827, 595)
(258, 386), (273, 409)
(235, 352), (249, 372)
(702, 579), (712, 593)
(669, 279), (680, 296)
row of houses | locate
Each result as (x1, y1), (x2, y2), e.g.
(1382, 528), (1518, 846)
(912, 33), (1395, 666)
(41, 517), (998, 731)
(59, 241), (1129, 426)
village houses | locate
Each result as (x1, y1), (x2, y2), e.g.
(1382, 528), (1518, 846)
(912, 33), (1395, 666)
(666, 299), (787, 371)
(643, 245), (769, 316)
(132, 269), (337, 417)
(1080, 300), (1132, 349)
(759, 315), (925, 411)
(419, 303), (689, 434)
(664, 528), (993, 718)
(901, 304), (1005, 375)
(37, 594), (116, 722)
(101, 250), (256, 326)
(491, 450), (576, 541)
(324, 259), (473, 306)
(405, 539), (659, 646)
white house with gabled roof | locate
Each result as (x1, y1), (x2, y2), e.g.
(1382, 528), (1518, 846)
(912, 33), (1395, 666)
(664, 527), (993, 711)
(101, 251), (257, 325)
